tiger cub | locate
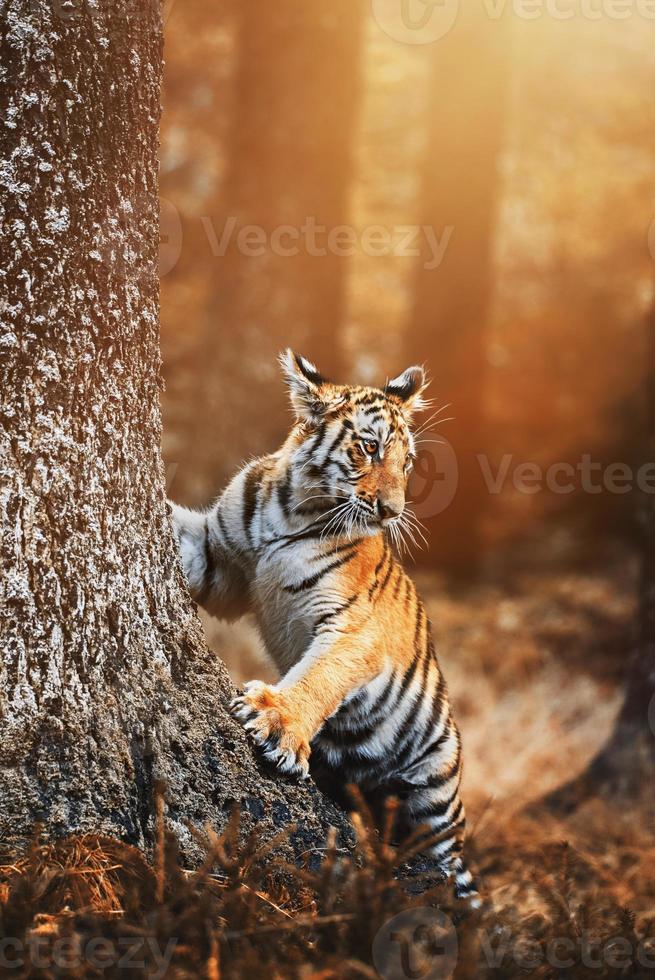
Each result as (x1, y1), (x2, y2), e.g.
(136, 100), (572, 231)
(171, 350), (478, 904)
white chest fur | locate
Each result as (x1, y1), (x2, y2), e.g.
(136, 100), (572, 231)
(251, 540), (325, 673)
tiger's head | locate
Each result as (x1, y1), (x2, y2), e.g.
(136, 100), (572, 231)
(280, 349), (430, 537)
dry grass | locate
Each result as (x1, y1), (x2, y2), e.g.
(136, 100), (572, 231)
(1, 791), (654, 978)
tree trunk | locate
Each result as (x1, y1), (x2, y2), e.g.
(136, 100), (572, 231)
(405, 10), (510, 576)
(538, 299), (655, 815)
(180, 0), (365, 502)
(0, 0), (350, 858)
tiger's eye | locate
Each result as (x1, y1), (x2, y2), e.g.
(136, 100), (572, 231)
(362, 439), (378, 456)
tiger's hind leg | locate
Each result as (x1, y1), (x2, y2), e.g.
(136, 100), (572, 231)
(450, 855), (480, 907)
(403, 785), (481, 909)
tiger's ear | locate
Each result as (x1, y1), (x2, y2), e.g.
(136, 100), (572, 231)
(384, 365), (430, 418)
(279, 349), (334, 422)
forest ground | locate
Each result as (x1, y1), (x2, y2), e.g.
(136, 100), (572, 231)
(2, 540), (654, 977)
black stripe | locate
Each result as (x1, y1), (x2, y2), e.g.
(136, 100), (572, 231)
(324, 425), (348, 458)
(216, 509), (238, 552)
(322, 717), (378, 747)
(407, 725), (449, 772)
(334, 663), (416, 760)
(413, 602), (424, 649)
(368, 546), (390, 599)
(445, 800), (464, 829)
(276, 468), (293, 518)
(354, 394), (383, 406)
(423, 671), (447, 735)
(268, 514), (359, 551)
(398, 646), (421, 698)
(332, 460), (353, 479)
(319, 670), (397, 748)
(310, 421), (327, 455)
(423, 747), (462, 789)
(270, 525), (328, 549)
(366, 670), (397, 716)
(312, 540), (362, 562)
(312, 594), (358, 633)
(283, 549), (357, 594)
(242, 464), (262, 545)
(423, 801), (463, 837)
(274, 525), (333, 547)
(373, 546), (388, 576)
(430, 839), (458, 862)
(389, 650), (432, 769)
(412, 782), (460, 820)
(196, 517), (213, 605)
(376, 555), (395, 600)
(333, 657), (423, 763)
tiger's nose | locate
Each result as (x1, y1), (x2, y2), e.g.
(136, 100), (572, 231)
(378, 498), (403, 522)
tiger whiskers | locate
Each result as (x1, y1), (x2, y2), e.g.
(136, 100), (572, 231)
(413, 404), (454, 437)
(319, 501), (355, 541)
(290, 490), (349, 514)
(386, 518), (407, 557)
(385, 507), (429, 559)
(399, 509), (429, 551)
(290, 479), (351, 517)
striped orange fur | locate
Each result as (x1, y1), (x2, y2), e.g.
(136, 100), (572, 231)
(171, 350), (479, 905)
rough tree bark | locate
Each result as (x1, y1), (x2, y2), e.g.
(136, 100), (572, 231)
(405, 10), (510, 575)
(0, 0), (350, 857)
(181, 0), (365, 501)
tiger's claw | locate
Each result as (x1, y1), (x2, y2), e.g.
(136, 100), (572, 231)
(230, 681), (310, 780)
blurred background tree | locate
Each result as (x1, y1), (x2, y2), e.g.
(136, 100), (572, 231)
(406, 7), (510, 574)
(154, 0), (655, 885)
(163, 1), (364, 501)
(160, 2), (655, 576)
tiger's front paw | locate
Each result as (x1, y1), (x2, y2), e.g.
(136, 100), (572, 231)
(230, 681), (310, 780)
